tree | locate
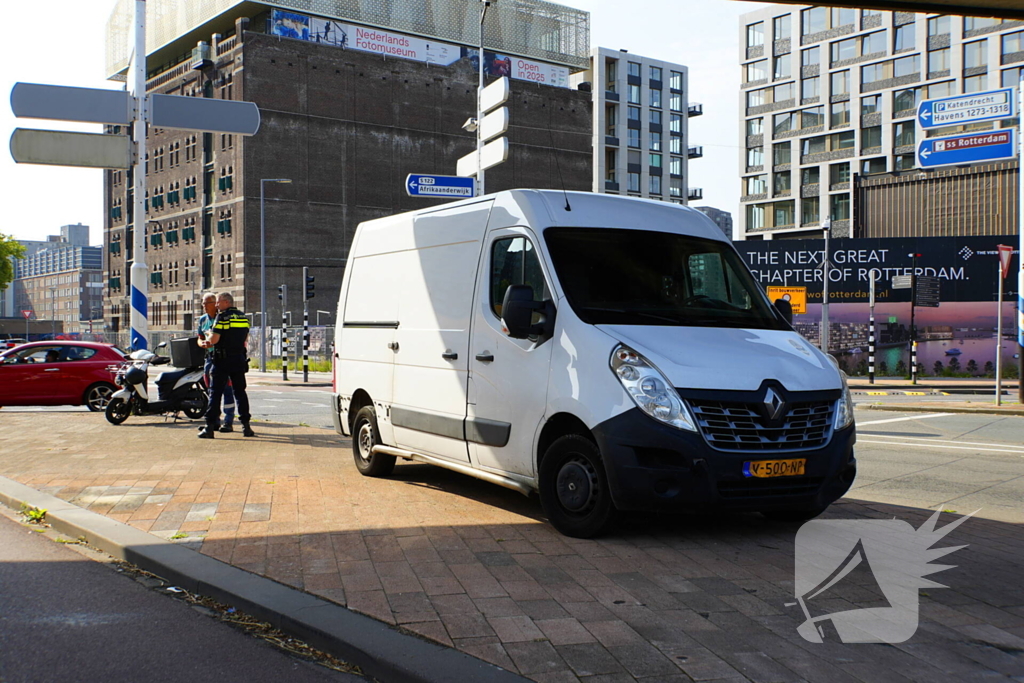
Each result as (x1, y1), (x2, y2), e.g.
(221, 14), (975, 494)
(948, 357), (960, 373)
(933, 360), (944, 376)
(896, 359), (907, 376)
(0, 233), (26, 293)
(966, 359), (978, 376)
(984, 361), (994, 377)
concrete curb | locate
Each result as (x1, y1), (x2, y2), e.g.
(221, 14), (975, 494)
(860, 403), (1024, 417)
(0, 476), (526, 683)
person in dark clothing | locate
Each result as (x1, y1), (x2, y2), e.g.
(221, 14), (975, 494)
(197, 292), (253, 439)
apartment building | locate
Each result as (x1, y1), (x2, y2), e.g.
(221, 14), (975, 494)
(574, 48), (703, 203)
(694, 206), (734, 239)
(738, 6), (1024, 240)
(10, 229), (103, 329)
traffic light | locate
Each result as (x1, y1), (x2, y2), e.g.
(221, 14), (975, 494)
(277, 285), (284, 301)
(303, 266), (315, 300)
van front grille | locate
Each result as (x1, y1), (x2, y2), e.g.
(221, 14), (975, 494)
(687, 399), (834, 452)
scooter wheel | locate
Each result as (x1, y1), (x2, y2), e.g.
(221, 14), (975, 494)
(182, 387), (208, 420)
(105, 397), (131, 425)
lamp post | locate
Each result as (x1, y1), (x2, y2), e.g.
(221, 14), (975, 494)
(477, 0), (492, 196)
(260, 178), (292, 372)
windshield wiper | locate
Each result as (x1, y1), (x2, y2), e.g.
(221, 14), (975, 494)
(579, 307), (685, 324)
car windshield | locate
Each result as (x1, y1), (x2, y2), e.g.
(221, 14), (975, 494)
(543, 228), (786, 330)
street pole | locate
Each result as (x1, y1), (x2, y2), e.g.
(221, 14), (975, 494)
(820, 219), (830, 353)
(129, 0), (149, 351)
(302, 266), (310, 383)
(260, 178), (292, 373)
(909, 252), (919, 385)
(869, 270), (876, 384)
(997, 259), (1004, 406)
(476, 1), (491, 197)
(1018, 73), (1024, 403)
(281, 284), (288, 381)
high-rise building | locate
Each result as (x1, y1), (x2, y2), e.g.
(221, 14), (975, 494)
(574, 48), (702, 203)
(694, 206), (734, 239)
(103, 0), (593, 334)
(8, 230), (103, 330)
(737, 6), (1023, 240)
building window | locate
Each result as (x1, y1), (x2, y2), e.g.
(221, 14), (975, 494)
(861, 93), (881, 115)
(774, 200), (795, 226)
(964, 40), (987, 69)
(746, 175), (768, 194)
(862, 125), (882, 149)
(1003, 67), (1024, 88)
(773, 171), (791, 194)
(1002, 31), (1023, 56)
(860, 31), (886, 55)
(773, 55), (791, 80)
(670, 113), (683, 133)
(773, 111), (795, 135)
(649, 66), (662, 82)
(605, 150), (617, 182)
(861, 62), (885, 84)
(746, 117), (764, 135)
(747, 146), (764, 167)
(893, 24), (915, 51)
(746, 60), (768, 82)
(747, 89), (765, 107)
(669, 93), (682, 111)
(894, 54), (920, 77)
(831, 70), (850, 96)
(830, 101), (850, 127)
(927, 16), (950, 36)
(830, 194), (850, 221)
(774, 82), (795, 102)
(831, 38), (856, 63)
(670, 136), (682, 154)
(670, 178), (683, 198)
(605, 59), (617, 91)
(669, 157), (683, 176)
(670, 71), (683, 90)
(802, 76), (820, 100)
(650, 89), (662, 108)
(649, 153), (662, 168)
(801, 46), (820, 67)
(746, 204), (766, 230)
(649, 175), (662, 195)
(893, 121), (915, 147)
(605, 105), (617, 136)
(928, 48), (950, 72)
(965, 74), (988, 92)
(773, 15), (791, 41)
(650, 131), (662, 151)
(802, 106), (824, 128)
(773, 141), (792, 165)
(650, 110), (662, 126)
(964, 17), (1001, 32)
(801, 166), (820, 185)
(628, 84), (641, 104)
(628, 129), (640, 148)
(627, 172), (640, 192)
(928, 80), (955, 98)
(747, 22), (765, 48)
(628, 105), (640, 123)
(830, 162), (850, 184)
(802, 197), (820, 224)
(801, 7), (826, 36)
(831, 7), (855, 26)
(893, 87), (921, 113)
(627, 61), (640, 78)
(894, 153), (915, 170)
(862, 157), (886, 174)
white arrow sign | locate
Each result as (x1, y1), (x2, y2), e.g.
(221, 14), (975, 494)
(457, 137), (509, 177)
(11, 83), (132, 125)
(10, 128), (131, 169)
(479, 107), (509, 143)
(480, 77), (510, 114)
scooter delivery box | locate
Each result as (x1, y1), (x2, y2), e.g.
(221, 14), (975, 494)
(170, 337), (206, 368)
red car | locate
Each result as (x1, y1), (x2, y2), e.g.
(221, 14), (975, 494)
(0, 341), (128, 411)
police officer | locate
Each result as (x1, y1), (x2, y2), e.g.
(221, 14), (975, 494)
(198, 292), (254, 439)
(197, 292), (236, 432)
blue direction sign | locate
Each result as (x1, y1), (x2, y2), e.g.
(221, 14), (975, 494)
(917, 88), (1015, 129)
(405, 174), (475, 198)
(917, 129), (1017, 169)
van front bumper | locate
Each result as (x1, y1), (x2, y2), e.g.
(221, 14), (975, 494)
(592, 408), (856, 514)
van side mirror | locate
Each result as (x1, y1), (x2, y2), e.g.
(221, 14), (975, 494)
(773, 298), (793, 325)
(502, 285), (555, 339)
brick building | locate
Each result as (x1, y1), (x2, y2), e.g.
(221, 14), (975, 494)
(103, 0), (593, 335)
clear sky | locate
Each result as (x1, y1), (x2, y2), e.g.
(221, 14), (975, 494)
(0, 0), (762, 245)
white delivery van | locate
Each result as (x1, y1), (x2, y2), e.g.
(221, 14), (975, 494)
(331, 190), (856, 537)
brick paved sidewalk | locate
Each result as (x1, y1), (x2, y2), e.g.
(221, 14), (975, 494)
(1, 412), (1022, 682)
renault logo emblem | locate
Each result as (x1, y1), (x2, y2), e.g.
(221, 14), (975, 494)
(763, 387), (786, 421)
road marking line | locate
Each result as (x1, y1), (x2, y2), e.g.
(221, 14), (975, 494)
(296, 390), (331, 394)
(262, 398), (299, 402)
(857, 433), (1024, 451)
(858, 439), (1024, 454)
(301, 402), (325, 407)
(858, 413), (951, 425)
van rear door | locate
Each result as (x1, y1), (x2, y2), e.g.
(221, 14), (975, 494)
(390, 200), (493, 462)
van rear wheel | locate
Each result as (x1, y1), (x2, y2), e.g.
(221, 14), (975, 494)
(539, 435), (616, 539)
(352, 406), (395, 477)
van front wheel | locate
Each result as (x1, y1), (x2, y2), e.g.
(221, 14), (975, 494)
(352, 406), (396, 477)
(539, 435), (616, 538)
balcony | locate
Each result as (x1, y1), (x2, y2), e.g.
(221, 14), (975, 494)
(688, 145), (704, 159)
(688, 187), (703, 200)
(688, 103), (704, 117)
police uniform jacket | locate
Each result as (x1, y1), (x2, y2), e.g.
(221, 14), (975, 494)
(211, 308), (250, 357)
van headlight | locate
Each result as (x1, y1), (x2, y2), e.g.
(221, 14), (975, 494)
(610, 344), (697, 432)
(834, 369), (854, 430)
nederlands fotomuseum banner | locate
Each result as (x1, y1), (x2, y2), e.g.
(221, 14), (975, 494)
(735, 235), (1019, 304)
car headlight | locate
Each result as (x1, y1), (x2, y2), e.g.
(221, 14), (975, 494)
(610, 344), (697, 432)
(834, 368), (854, 430)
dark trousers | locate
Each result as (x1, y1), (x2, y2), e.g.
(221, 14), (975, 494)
(205, 355), (250, 428)
(203, 356), (235, 425)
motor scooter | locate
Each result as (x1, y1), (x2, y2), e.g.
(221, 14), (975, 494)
(105, 342), (207, 424)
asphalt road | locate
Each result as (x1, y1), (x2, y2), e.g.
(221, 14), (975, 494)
(0, 512), (362, 683)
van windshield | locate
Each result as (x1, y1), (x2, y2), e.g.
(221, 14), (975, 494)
(544, 228), (786, 330)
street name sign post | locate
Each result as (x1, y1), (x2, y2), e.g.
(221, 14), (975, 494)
(405, 174), (476, 198)
(914, 275), (940, 308)
(916, 129), (1016, 169)
(917, 88), (1015, 129)
(892, 275), (912, 290)
(8, 1), (261, 351)
(460, 76), (510, 195)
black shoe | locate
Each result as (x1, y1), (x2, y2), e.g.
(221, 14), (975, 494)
(242, 425), (255, 437)
(198, 428), (215, 439)
(218, 424), (234, 433)
(199, 423), (220, 431)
